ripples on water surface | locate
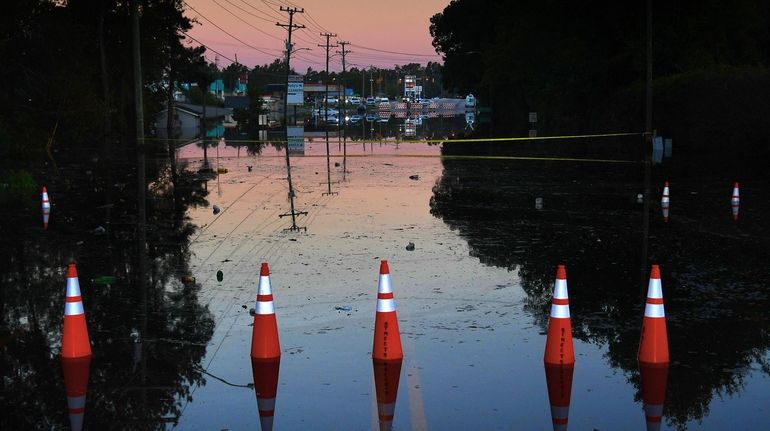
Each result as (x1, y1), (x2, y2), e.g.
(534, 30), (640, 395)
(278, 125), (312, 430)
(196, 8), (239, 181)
(2, 129), (769, 430)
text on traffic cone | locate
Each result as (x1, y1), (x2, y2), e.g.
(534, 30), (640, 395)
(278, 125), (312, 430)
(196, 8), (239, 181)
(638, 265), (669, 364)
(544, 265), (575, 366)
(373, 260), (403, 360)
(251, 262), (281, 359)
(62, 263), (92, 359)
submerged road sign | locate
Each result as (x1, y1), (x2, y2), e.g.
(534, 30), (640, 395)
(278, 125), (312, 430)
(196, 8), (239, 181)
(287, 75), (304, 105)
(287, 126), (304, 155)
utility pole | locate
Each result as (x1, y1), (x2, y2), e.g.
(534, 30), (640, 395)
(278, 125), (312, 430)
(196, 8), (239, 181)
(337, 41), (351, 178)
(276, 6), (308, 231)
(369, 66), (374, 98)
(319, 32), (338, 196)
(640, 0), (653, 292)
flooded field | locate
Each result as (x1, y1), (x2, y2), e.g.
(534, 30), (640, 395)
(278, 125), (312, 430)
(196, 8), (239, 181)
(2, 130), (770, 430)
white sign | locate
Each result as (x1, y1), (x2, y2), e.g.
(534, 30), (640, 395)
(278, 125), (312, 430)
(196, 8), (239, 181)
(287, 126), (304, 155)
(528, 112), (537, 123)
(287, 75), (304, 105)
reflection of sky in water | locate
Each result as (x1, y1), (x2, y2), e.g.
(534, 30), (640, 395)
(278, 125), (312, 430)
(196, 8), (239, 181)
(173, 142), (770, 430)
(3, 136), (769, 430)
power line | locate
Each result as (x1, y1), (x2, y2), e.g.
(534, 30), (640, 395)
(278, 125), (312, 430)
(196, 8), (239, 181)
(236, 0), (284, 21)
(211, 0), (282, 41)
(182, 31), (238, 64)
(350, 43), (441, 58)
(183, 1), (278, 56)
(222, 0), (273, 23)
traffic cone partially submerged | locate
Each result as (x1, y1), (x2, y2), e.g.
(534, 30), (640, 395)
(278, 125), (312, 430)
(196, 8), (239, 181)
(544, 364), (574, 431)
(639, 362), (669, 431)
(544, 265), (574, 366)
(661, 181), (670, 223)
(42, 186), (51, 229)
(373, 260), (403, 361)
(251, 263), (280, 359)
(61, 356), (92, 431)
(251, 357), (280, 431)
(638, 265), (669, 364)
(731, 182), (740, 221)
(62, 263), (92, 359)
(373, 358), (403, 431)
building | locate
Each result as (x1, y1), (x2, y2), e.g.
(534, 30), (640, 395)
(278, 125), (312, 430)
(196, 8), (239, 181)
(153, 102), (233, 142)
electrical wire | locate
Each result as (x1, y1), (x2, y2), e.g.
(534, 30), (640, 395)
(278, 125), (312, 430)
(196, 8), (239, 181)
(183, 0), (278, 56)
(212, 0), (283, 41)
(350, 43), (441, 58)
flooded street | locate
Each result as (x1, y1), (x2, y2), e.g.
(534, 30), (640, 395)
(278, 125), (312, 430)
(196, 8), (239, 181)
(2, 127), (770, 430)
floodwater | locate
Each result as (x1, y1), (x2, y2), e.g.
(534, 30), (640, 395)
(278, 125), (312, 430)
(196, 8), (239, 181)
(2, 116), (770, 430)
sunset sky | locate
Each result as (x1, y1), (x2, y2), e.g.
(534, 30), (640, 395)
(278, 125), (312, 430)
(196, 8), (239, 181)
(182, 0), (450, 72)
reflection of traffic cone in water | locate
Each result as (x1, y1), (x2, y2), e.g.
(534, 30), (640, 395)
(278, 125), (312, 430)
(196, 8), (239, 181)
(544, 265), (574, 366)
(731, 182), (740, 221)
(62, 263), (92, 359)
(42, 186), (51, 229)
(544, 364), (574, 431)
(251, 263), (280, 359)
(251, 357), (280, 431)
(639, 362), (669, 431)
(61, 356), (92, 431)
(638, 265), (669, 364)
(373, 359), (403, 431)
(661, 181), (670, 223)
(373, 260), (403, 360)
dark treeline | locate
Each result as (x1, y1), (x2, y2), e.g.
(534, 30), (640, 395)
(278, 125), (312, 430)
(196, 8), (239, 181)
(0, 0), (204, 160)
(430, 0), (770, 174)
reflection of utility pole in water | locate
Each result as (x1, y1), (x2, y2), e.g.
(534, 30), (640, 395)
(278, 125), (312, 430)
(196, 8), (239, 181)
(132, 1), (150, 423)
(277, 7), (307, 231)
(338, 41), (351, 180)
(319, 32), (338, 196)
(640, 0), (653, 293)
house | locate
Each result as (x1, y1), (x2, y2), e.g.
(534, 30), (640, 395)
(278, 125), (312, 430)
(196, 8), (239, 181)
(154, 102), (233, 142)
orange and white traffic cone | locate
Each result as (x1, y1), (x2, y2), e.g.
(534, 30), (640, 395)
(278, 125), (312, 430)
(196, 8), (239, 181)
(373, 358), (403, 431)
(62, 263), (92, 359)
(373, 260), (403, 361)
(638, 265), (669, 364)
(639, 362), (669, 431)
(661, 181), (670, 223)
(544, 363), (574, 431)
(251, 262), (280, 359)
(544, 265), (574, 366)
(731, 182), (740, 221)
(251, 357), (280, 431)
(61, 356), (92, 431)
(42, 186), (51, 229)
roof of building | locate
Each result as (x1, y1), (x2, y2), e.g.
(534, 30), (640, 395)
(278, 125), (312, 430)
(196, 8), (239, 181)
(174, 102), (232, 119)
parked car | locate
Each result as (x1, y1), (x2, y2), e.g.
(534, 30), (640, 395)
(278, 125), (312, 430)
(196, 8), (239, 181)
(347, 96), (361, 105)
(375, 96), (389, 103)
